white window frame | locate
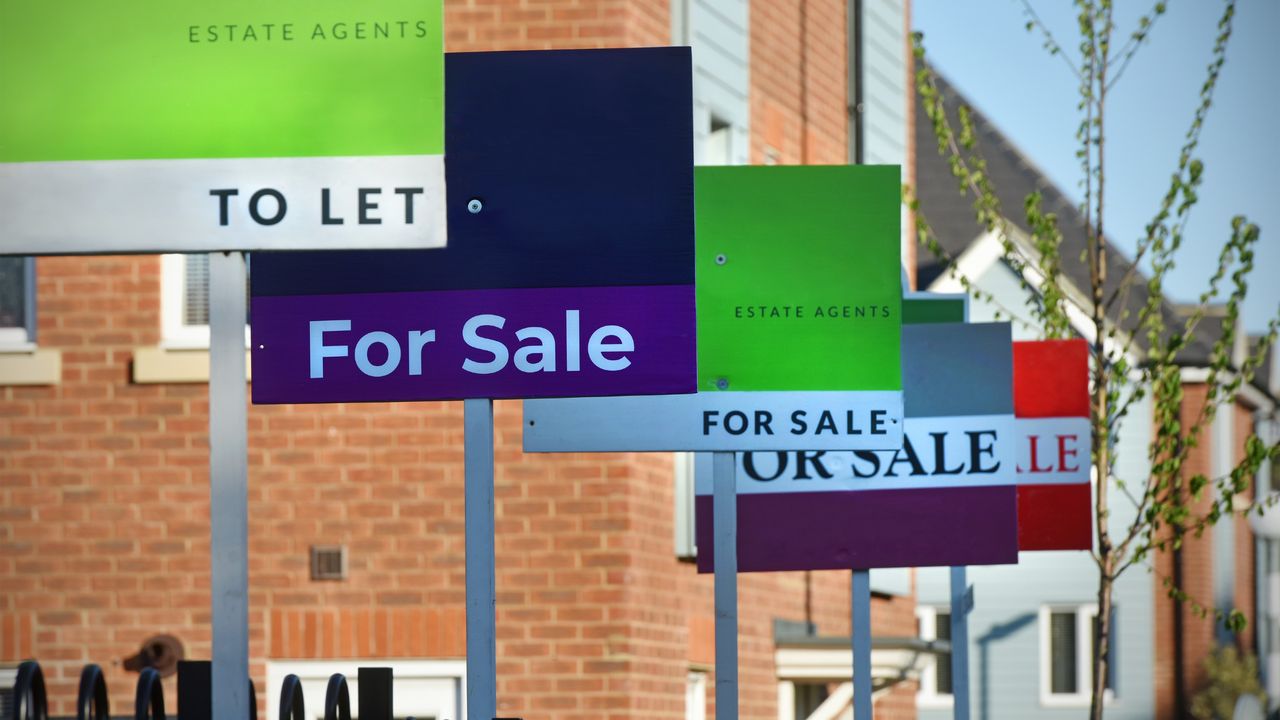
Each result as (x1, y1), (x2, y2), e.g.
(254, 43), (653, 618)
(674, 452), (697, 560)
(916, 606), (954, 709)
(685, 671), (707, 720)
(265, 658), (464, 720)
(161, 253), (249, 349)
(1038, 604), (1115, 707)
(0, 257), (36, 349)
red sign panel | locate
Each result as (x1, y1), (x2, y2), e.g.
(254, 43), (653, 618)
(1014, 339), (1092, 551)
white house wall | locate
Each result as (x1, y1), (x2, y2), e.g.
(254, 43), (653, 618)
(918, 257), (1157, 719)
(860, 0), (907, 167)
(675, 0), (751, 166)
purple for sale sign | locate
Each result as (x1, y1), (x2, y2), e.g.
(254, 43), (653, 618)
(251, 285), (694, 403)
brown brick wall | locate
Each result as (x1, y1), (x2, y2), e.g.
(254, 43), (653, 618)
(0, 3), (922, 719)
(1152, 385), (1260, 719)
(750, 0), (848, 165)
(901, 0), (917, 290)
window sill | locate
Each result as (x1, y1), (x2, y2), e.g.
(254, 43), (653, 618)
(1039, 693), (1115, 708)
(0, 347), (62, 386)
(133, 346), (252, 384)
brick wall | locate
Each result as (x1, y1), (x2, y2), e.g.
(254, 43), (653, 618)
(0, 2), (922, 719)
(1151, 385), (1260, 719)
(750, 0), (848, 166)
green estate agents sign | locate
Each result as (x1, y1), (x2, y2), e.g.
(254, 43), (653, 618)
(0, 0), (445, 254)
(523, 164), (906, 453)
(696, 165), (902, 391)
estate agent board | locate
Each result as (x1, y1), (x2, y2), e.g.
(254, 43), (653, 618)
(694, 322), (1021, 572)
(250, 47), (696, 403)
(0, 1), (446, 254)
(523, 165), (905, 453)
(896, 295), (1093, 551)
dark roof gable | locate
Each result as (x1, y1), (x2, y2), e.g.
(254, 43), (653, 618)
(912, 70), (1263, 388)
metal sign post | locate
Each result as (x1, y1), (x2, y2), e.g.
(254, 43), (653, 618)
(208, 252), (250, 718)
(712, 453), (738, 720)
(851, 570), (872, 719)
(464, 399), (497, 720)
(950, 566), (973, 720)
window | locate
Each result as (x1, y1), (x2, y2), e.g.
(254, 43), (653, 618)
(793, 682), (832, 718)
(685, 671), (706, 720)
(701, 117), (734, 166)
(0, 665), (16, 719)
(0, 256), (35, 346)
(161, 253), (249, 348)
(1039, 605), (1114, 706)
(162, 254), (210, 347)
(777, 681), (853, 720)
(916, 607), (953, 708)
(265, 659), (463, 720)
(1049, 611), (1078, 694)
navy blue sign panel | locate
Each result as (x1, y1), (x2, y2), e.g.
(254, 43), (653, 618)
(251, 47), (694, 295)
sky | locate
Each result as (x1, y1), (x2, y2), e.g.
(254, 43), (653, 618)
(913, 0), (1279, 334)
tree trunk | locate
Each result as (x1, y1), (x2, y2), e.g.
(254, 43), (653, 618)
(1091, 558), (1114, 720)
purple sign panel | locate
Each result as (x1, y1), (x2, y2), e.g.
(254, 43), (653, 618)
(695, 486), (1017, 572)
(251, 285), (695, 403)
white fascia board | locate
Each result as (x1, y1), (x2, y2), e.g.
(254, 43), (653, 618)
(1178, 366), (1276, 414)
(927, 224), (1142, 366)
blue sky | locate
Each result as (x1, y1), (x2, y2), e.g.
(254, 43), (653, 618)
(913, 0), (1279, 334)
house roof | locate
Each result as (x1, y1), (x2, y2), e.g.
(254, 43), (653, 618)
(913, 70), (1275, 400)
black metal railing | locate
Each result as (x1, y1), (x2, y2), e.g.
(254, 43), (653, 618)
(278, 673), (306, 720)
(12, 660), (48, 720)
(322, 673), (351, 720)
(8, 659), (521, 720)
(134, 667), (165, 720)
(76, 663), (109, 720)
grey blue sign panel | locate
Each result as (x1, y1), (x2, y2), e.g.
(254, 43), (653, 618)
(249, 48), (695, 403)
(695, 322), (1021, 572)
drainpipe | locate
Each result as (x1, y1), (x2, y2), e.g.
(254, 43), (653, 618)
(847, 0), (863, 165)
(1173, 523), (1186, 720)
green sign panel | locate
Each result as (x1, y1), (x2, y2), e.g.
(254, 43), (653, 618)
(695, 165), (902, 392)
(0, 2), (442, 161)
(903, 292), (967, 325)
(0, 1), (445, 254)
